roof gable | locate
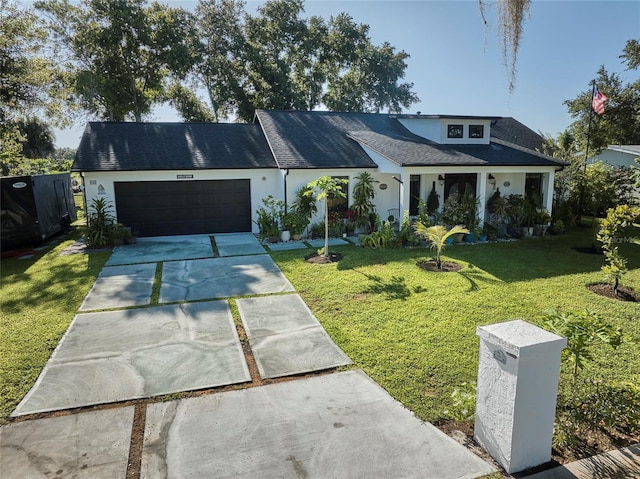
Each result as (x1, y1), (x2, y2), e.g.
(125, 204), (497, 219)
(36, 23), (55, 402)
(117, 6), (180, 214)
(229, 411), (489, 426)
(73, 122), (277, 172)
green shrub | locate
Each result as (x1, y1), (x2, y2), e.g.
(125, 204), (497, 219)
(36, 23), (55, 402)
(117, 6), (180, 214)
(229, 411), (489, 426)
(576, 380), (640, 433)
(359, 221), (396, 248)
(86, 197), (115, 248)
(255, 195), (282, 238)
(542, 309), (624, 381)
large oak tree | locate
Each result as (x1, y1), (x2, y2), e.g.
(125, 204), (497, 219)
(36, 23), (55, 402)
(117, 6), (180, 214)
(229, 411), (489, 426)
(173, 0), (419, 122)
(36, 0), (198, 122)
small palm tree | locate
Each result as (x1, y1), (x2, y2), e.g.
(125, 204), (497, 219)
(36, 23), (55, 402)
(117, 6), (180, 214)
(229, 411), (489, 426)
(414, 223), (469, 270)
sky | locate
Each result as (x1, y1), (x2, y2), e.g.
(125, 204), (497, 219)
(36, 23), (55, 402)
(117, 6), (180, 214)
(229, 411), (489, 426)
(51, 0), (640, 148)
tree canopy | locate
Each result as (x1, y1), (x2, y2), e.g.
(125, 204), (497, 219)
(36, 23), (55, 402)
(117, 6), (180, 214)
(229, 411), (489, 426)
(564, 39), (640, 155)
(0, 1), (68, 162)
(35, 0), (198, 122)
(32, 0), (418, 124)
(168, 0), (419, 122)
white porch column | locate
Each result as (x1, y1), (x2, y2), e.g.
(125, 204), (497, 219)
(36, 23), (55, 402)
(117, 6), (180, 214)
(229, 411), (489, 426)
(399, 177), (405, 216)
(477, 172), (487, 227)
(544, 171), (555, 214)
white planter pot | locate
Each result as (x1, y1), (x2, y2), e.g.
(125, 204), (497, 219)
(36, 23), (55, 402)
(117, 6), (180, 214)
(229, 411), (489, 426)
(280, 230), (291, 242)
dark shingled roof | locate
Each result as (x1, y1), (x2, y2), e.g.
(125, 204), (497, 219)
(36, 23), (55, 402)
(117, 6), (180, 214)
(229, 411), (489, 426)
(490, 117), (547, 152)
(257, 110), (564, 168)
(346, 130), (486, 166)
(73, 122), (277, 172)
(256, 110), (392, 169)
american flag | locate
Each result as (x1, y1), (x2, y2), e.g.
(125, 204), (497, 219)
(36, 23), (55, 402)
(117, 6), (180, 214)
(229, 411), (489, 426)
(592, 85), (608, 115)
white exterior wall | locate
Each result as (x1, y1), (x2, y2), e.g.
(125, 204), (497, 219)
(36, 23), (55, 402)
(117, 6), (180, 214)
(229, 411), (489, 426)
(284, 168), (401, 227)
(398, 118), (491, 145)
(397, 118), (442, 142)
(82, 169), (280, 234)
(402, 166), (557, 223)
(81, 164), (558, 234)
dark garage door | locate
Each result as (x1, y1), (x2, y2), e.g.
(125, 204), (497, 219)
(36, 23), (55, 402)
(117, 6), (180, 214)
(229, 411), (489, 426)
(114, 180), (251, 236)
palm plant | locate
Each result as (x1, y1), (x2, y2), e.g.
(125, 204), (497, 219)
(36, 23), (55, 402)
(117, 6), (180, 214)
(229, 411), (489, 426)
(414, 223), (469, 270)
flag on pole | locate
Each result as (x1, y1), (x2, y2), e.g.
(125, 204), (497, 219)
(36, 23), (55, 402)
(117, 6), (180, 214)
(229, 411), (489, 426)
(592, 85), (607, 115)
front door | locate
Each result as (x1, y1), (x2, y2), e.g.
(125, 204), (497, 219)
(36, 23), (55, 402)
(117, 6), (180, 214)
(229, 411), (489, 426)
(444, 173), (477, 200)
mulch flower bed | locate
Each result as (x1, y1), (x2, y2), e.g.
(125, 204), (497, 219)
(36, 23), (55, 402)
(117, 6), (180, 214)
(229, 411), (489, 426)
(588, 283), (638, 302)
(417, 260), (463, 272)
(304, 252), (343, 264)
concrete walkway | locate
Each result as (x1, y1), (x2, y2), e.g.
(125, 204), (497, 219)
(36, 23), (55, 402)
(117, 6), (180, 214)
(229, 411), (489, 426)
(2, 233), (495, 478)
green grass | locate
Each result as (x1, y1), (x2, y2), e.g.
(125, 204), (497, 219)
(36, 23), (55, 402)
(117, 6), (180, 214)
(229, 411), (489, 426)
(0, 233), (110, 424)
(1, 226), (638, 437)
(270, 229), (640, 425)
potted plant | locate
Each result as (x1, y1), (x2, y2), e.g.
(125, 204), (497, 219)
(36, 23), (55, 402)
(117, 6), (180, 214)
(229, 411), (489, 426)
(487, 189), (508, 236)
(282, 211), (307, 240)
(442, 195), (466, 228)
(110, 223), (128, 246)
(483, 222), (497, 241)
(533, 208), (551, 236)
(461, 193), (480, 242)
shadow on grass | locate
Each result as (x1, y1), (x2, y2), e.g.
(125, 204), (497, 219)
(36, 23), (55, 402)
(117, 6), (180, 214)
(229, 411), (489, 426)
(1, 237), (110, 314)
(354, 270), (412, 300)
(457, 267), (504, 292)
(273, 229), (640, 284)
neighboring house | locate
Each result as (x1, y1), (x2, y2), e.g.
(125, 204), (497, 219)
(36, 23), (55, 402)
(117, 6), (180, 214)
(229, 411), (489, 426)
(588, 145), (640, 169)
(73, 110), (565, 237)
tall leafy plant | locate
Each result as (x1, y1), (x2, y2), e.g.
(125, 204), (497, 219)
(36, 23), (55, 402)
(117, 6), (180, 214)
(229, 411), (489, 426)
(351, 172), (378, 229)
(291, 185), (317, 234)
(86, 197), (115, 248)
(426, 185), (439, 215)
(542, 310), (624, 383)
(254, 195), (283, 238)
(596, 204), (640, 295)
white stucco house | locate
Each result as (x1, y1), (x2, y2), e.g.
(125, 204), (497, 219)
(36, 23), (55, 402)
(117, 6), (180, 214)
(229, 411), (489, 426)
(587, 145), (640, 169)
(72, 110), (565, 237)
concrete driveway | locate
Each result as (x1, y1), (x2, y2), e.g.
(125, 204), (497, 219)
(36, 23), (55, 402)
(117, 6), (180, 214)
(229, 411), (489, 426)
(2, 233), (494, 478)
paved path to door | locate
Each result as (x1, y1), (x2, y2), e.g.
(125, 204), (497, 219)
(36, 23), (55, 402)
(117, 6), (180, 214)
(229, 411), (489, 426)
(2, 233), (494, 478)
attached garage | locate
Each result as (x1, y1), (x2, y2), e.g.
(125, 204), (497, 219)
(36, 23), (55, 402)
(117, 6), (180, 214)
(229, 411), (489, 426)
(73, 122), (278, 237)
(114, 179), (251, 236)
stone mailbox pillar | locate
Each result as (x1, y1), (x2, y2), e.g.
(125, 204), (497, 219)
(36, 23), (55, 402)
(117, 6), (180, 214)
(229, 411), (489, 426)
(474, 320), (566, 474)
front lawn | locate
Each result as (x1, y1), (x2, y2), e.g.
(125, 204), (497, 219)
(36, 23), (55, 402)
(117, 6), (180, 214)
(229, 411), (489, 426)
(1, 227), (637, 463)
(0, 232), (110, 424)
(271, 229), (640, 460)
